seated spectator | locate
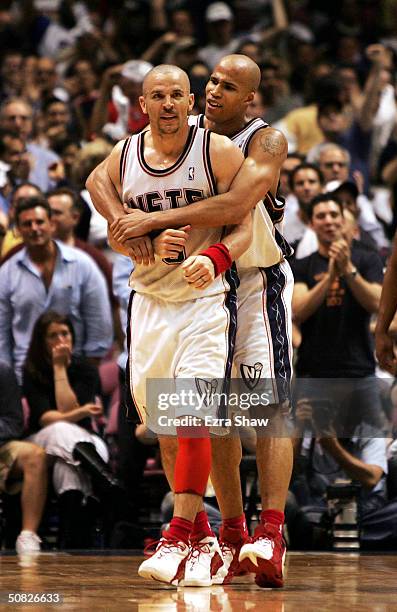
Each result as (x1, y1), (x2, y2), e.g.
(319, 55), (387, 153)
(312, 142), (388, 250)
(0, 196), (113, 383)
(72, 139), (114, 248)
(288, 396), (390, 550)
(66, 60), (99, 140)
(278, 153), (304, 201)
(283, 163), (324, 251)
(0, 98), (59, 192)
(90, 60), (152, 142)
(37, 98), (80, 151)
(198, 2), (239, 70)
(292, 193), (385, 431)
(23, 311), (119, 549)
(0, 182), (43, 259)
(51, 138), (81, 189)
(0, 360), (47, 555)
(0, 130), (30, 214)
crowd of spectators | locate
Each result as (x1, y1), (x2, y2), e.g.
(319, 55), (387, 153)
(1, 0), (397, 553)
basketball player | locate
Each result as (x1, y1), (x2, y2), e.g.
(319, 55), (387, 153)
(88, 55), (292, 589)
(90, 64), (254, 586)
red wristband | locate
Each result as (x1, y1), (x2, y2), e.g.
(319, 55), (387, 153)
(199, 243), (232, 277)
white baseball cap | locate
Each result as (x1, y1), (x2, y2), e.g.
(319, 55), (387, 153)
(121, 60), (153, 83)
(205, 2), (233, 22)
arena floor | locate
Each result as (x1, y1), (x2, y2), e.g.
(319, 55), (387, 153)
(1, 551), (397, 611)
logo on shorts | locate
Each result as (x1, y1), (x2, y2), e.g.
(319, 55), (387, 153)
(195, 378), (218, 406)
(240, 362), (263, 390)
(188, 167), (195, 180)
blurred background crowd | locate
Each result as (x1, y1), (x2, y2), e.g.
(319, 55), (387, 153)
(1, 0), (397, 554)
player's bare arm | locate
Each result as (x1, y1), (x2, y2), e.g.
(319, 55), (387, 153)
(181, 133), (252, 290)
(86, 142), (125, 223)
(110, 127), (287, 242)
(375, 231), (397, 373)
(87, 140), (157, 263)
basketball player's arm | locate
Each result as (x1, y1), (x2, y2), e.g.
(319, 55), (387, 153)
(375, 232), (397, 373)
(210, 133), (253, 260)
(182, 135), (252, 290)
(110, 128), (287, 240)
(86, 143), (155, 262)
(86, 144), (125, 224)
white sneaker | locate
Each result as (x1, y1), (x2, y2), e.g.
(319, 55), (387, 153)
(212, 526), (249, 585)
(138, 537), (189, 585)
(183, 536), (223, 587)
(15, 531), (41, 555)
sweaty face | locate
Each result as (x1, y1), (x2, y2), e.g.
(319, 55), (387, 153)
(292, 169), (322, 207)
(205, 64), (251, 123)
(140, 72), (193, 135)
(17, 206), (53, 248)
(310, 201), (344, 245)
(319, 148), (349, 182)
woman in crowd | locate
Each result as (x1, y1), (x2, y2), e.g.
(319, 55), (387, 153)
(23, 311), (119, 548)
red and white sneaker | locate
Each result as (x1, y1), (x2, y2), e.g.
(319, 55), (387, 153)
(212, 525), (250, 585)
(238, 523), (286, 588)
(138, 536), (189, 585)
(183, 535), (223, 586)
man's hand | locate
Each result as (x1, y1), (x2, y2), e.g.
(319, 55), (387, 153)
(375, 331), (397, 374)
(110, 207), (153, 242)
(153, 226), (190, 258)
(328, 239), (351, 276)
(328, 254), (338, 281)
(126, 236), (155, 265)
(366, 43), (393, 69)
(182, 255), (215, 290)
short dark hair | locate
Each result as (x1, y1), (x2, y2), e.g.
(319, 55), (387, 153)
(317, 98), (343, 118)
(290, 163), (324, 190)
(15, 196), (52, 225)
(47, 187), (79, 209)
(307, 192), (344, 220)
(42, 96), (68, 114)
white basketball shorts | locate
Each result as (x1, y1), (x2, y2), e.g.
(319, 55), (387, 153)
(233, 259), (294, 405)
(125, 287), (237, 431)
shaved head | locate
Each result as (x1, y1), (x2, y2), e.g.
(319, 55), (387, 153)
(215, 54), (261, 93)
(143, 64), (190, 95)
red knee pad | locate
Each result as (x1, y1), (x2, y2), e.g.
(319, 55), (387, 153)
(174, 427), (211, 496)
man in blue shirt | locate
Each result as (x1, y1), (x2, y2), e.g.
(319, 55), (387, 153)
(0, 196), (113, 382)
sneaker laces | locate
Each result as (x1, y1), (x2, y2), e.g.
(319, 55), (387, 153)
(186, 540), (213, 567)
(219, 540), (234, 557)
(143, 537), (187, 558)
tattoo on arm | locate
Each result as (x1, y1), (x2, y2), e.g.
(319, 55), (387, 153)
(259, 131), (287, 158)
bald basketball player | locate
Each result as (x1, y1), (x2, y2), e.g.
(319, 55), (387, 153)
(87, 56), (292, 589)
(89, 64), (253, 586)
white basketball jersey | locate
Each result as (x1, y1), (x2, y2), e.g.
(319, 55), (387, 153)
(189, 115), (284, 269)
(120, 125), (229, 301)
